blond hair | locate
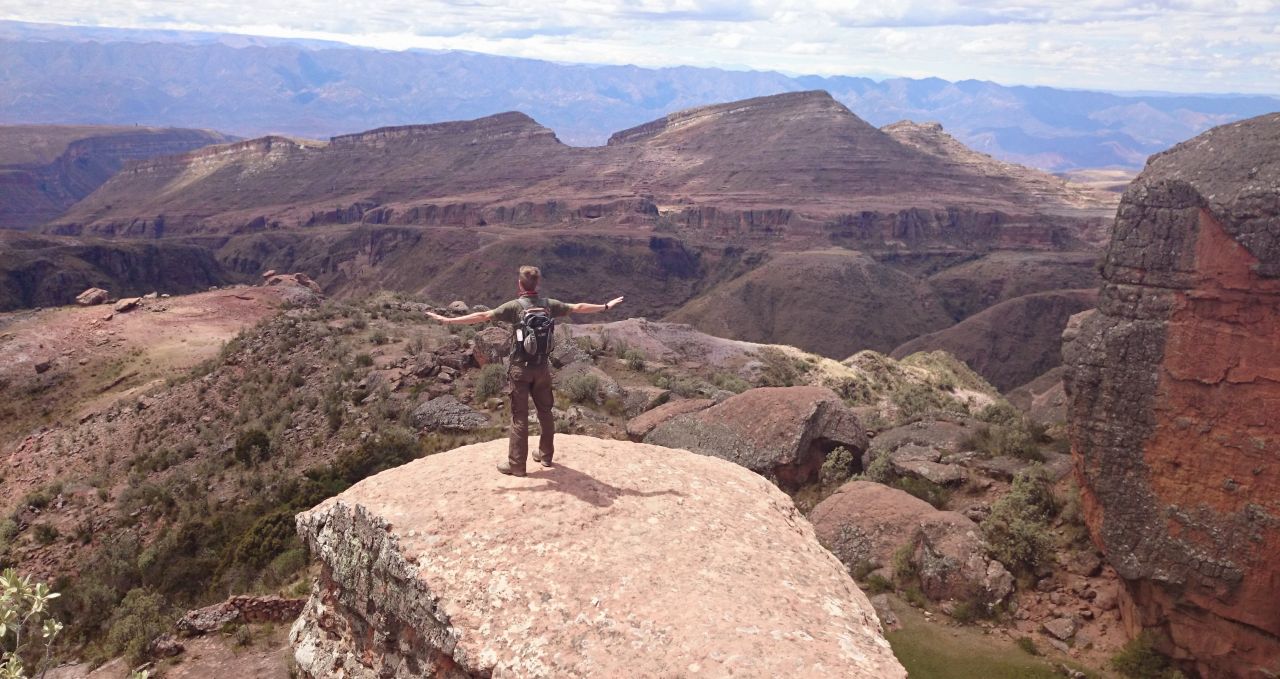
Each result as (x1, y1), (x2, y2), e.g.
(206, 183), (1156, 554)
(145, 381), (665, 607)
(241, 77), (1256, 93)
(518, 265), (541, 292)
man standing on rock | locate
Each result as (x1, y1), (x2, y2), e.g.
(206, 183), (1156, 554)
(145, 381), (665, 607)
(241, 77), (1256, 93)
(427, 266), (624, 476)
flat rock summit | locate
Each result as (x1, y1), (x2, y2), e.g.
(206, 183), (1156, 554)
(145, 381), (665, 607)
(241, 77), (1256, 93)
(290, 435), (905, 678)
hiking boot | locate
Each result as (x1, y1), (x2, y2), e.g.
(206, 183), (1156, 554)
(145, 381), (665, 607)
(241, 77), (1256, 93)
(497, 459), (526, 477)
(532, 450), (553, 468)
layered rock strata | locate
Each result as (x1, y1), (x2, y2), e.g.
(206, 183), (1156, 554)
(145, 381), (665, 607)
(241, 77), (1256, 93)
(1063, 113), (1280, 678)
(290, 435), (905, 678)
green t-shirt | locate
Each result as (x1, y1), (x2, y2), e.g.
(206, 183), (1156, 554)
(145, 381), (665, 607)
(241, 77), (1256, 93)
(490, 296), (572, 325)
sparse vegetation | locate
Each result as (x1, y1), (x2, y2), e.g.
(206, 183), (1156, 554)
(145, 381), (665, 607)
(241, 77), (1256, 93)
(1111, 631), (1186, 679)
(562, 372), (600, 404)
(981, 468), (1056, 578)
(474, 363), (506, 401)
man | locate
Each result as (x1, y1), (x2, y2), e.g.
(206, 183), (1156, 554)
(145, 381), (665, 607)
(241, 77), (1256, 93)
(427, 266), (624, 476)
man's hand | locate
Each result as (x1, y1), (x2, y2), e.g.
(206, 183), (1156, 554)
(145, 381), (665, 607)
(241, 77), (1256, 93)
(605, 296), (625, 310)
(426, 311), (450, 323)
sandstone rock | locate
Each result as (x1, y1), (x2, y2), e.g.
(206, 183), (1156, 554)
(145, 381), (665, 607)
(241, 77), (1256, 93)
(643, 386), (867, 490)
(261, 269), (277, 280)
(1042, 617), (1077, 642)
(1063, 112), (1280, 678)
(113, 297), (140, 313)
(75, 287), (108, 306)
(177, 595), (306, 637)
(446, 300), (469, 313)
(148, 634), (185, 659)
(810, 481), (1013, 606)
(143, 291), (158, 299)
(625, 398), (714, 441)
(620, 385), (670, 417)
(411, 395), (489, 432)
(470, 326), (511, 366)
(34, 359), (52, 374)
(864, 418), (980, 470)
(290, 436), (906, 678)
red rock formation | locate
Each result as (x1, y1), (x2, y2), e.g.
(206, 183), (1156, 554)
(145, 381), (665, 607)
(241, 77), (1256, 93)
(1064, 113), (1280, 678)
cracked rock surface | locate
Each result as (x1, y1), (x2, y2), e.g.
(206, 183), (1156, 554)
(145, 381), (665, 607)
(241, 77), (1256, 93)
(1064, 112), (1280, 678)
(290, 435), (904, 678)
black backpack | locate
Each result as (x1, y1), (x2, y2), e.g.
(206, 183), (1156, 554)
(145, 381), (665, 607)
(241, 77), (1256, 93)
(512, 297), (556, 365)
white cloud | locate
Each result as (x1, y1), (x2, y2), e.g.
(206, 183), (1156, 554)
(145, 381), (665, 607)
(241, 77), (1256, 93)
(1, 0), (1278, 93)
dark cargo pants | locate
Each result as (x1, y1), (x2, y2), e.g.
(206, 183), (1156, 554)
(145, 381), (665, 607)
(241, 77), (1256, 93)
(507, 361), (555, 470)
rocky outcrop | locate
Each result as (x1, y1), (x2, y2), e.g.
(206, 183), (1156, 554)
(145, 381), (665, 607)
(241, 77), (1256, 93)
(1063, 113), (1280, 678)
(810, 481), (1013, 607)
(642, 386), (867, 490)
(75, 287), (108, 305)
(411, 395), (490, 432)
(290, 435), (905, 678)
(625, 398), (714, 440)
(178, 595), (306, 636)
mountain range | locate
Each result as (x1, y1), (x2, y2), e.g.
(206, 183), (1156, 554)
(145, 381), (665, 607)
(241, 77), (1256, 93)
(2, 20), (1276, 171)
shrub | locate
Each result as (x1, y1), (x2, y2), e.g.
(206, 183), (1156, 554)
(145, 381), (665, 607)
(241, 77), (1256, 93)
(234, 428), (272, 466)
(964, 415), (1046, 462)
(893, 476), (950, 510)
(1015, 636), (1040, 656)
(863, 453), (894, 484)
(710, 371), (750, 394)
(758, 347), (808, 387)
(621, 349), (647, 372)
(354, 353), (374, 368)
(863, 573), (893, 595)
(32, 523), (59, 545)
(977, 401), (1022, 426)
(370, 328), (389, 345)
(562, 372), (600, 404)
(474, 363), (506, 401)
(1111, 631), (1186, 679)
(102, 587), (170, 666)
(820, 447), (857, 487)
(981, 468), (1056, 576)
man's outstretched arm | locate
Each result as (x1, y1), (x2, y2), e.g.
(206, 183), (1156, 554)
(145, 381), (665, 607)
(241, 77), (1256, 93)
(569, 296), (625, 314)
(426, 309), (495, 325)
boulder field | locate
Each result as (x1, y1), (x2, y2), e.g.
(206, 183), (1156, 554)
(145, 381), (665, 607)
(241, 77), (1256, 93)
(290, 435), (905, 678)
(1064, 113), (1280, 678)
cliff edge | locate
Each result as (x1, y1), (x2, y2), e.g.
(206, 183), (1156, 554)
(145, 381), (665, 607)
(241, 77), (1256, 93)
(290, 435), (905, 678)
(1063, 113), (1280, 678)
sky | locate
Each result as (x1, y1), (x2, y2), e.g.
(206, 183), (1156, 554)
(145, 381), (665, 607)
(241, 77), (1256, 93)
(3, 0), (1279, 94)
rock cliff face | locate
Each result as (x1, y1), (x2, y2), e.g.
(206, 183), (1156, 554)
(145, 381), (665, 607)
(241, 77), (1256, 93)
(0, 125), (233, 230)
(290, 435), (905, 678)
(1063, 113), (1280, 678)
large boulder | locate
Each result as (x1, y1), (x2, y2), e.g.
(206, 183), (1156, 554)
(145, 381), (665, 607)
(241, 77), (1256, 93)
(810, 481), (1013, 607)
(642, 386), (867, 490)
(75, 287), (108, 306)
(1063, 113), (1280, 678)
(624, 398), (714, 441)
(290, 436), (905, 679)
(470, 326), (511, 367)
(863, 417), (981, 470)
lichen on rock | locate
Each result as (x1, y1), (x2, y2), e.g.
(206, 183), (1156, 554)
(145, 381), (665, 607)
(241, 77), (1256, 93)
(290, 435), (905, 678)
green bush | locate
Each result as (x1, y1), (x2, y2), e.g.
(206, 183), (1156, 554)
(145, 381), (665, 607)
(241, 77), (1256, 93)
(562, 372), (600, 404)
(964, 423), (1043, 461)
(863, 573), (893, 594)
(894, 476), (950, 510)
(234, 428), (272, 466)
(820, 447), (857, 487)
(354, 353), (374, 368)
(32, 523), (59, 545)
(102, 588), (170, 666)
(621, 349), (647, 372)
(977, 401), (1022, 426)
(981, 469), (1056, 576)
(1015, 636), (1040, 656)
(1111, 631), (1186, 679)
(758, 347), (808, 387)
(863, 453), (894, 483)
(474, 363), (506, 401)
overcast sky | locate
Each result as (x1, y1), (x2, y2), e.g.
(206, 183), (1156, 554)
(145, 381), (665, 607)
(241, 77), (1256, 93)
(4, 1), (1279, 94)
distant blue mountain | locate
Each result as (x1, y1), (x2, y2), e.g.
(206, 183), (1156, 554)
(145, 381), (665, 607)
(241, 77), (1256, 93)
(1, 20), (1275, 170)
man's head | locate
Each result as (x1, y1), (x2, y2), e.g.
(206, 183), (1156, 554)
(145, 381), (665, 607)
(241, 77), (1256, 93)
(518, 265), (541, 293)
